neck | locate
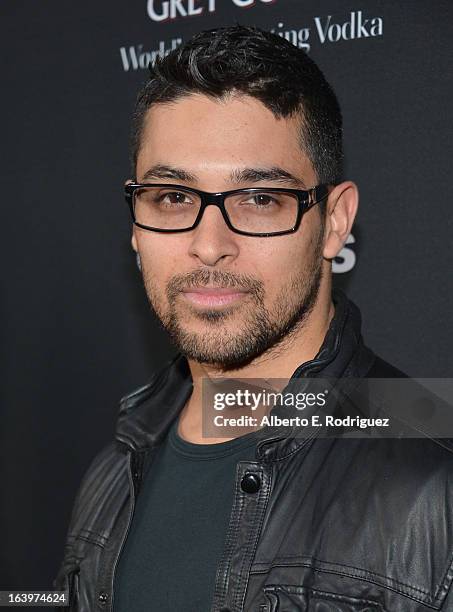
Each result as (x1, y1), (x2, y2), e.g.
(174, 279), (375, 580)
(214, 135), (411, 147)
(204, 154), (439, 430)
(178, 276), (335, 444)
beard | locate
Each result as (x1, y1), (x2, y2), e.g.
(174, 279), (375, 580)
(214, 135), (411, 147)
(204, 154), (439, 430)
(141, 226), (325, 372)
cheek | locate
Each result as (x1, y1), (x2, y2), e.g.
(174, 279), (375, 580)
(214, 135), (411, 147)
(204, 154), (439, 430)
(138, 234), (183, 273)
(247, 239), (308, 295)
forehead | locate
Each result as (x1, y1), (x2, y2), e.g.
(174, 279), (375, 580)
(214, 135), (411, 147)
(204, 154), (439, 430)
(136, 93), (315, 184)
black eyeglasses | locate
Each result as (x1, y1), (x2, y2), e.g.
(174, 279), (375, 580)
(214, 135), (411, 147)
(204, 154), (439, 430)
(125, 182), (329, 237)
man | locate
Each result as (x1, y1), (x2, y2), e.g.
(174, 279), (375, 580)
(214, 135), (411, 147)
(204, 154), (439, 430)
(54, 25), (453, 611)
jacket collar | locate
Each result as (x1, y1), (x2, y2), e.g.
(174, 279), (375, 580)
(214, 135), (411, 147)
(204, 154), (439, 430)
(115, 288), (375, 456)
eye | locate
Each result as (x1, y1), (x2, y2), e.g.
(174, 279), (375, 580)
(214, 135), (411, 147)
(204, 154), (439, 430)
(243, 193), (280, 207)
(159, 191), (195, 206)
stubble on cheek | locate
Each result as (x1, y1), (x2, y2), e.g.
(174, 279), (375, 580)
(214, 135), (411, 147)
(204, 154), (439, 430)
(140, 266), (169, 326)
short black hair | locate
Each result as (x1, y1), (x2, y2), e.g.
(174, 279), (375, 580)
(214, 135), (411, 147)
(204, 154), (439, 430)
(130, 24), (343, 187)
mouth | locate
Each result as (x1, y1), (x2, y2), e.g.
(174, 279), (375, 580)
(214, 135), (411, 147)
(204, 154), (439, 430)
(181, 286), (249, 308)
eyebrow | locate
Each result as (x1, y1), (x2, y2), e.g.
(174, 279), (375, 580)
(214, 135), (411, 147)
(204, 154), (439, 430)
(139, 164), (307, 188)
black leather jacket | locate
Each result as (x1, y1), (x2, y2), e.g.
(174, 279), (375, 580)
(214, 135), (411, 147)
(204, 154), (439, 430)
(54, 289), (453, 611)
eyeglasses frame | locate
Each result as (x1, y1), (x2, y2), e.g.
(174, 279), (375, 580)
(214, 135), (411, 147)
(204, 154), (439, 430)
(124, 182), (330, 237)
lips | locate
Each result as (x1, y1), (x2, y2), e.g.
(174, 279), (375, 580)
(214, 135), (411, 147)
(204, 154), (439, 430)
(183, 287), (248, 295)
(181, 286), (249, 307)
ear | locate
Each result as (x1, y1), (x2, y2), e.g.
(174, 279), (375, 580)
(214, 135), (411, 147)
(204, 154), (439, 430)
(131, 231), (138, 253)
(125, 179), (138, 253)
(323, 181), (359, 260)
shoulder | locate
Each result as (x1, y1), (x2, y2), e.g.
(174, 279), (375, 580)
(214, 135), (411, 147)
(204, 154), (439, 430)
(365, 352), (409, 378)
(67, 356), (185, 528)
(117, 353), (187, 414)
(363, 352), (453, 455)
(65, 356), (186, 528)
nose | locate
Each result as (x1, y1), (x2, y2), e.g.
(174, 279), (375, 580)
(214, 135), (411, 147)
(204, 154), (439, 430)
(187, 203), (240, 267)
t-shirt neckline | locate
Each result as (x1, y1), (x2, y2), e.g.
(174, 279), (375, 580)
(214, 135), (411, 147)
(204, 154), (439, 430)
(168, 414), (263, 460)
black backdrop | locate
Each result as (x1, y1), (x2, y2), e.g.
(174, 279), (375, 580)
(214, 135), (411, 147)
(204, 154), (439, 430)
(2, 0), (452, 595)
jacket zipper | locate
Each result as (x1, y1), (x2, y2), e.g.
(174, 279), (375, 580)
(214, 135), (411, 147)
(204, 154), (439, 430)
(107, 449), (138, 611)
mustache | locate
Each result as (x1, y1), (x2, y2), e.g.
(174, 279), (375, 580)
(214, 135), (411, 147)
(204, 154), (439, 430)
(166, 268), (264, 301)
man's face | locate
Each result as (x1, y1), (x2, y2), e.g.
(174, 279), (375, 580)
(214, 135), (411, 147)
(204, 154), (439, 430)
(132, 93), (326, 371)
